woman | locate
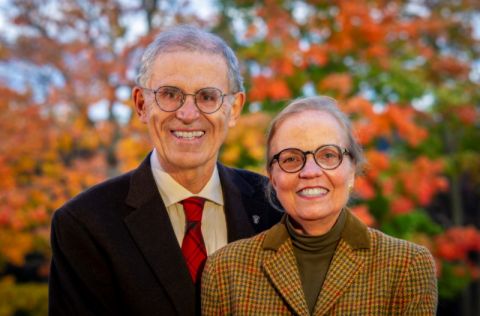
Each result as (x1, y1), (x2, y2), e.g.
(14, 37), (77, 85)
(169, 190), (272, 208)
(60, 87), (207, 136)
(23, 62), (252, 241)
(201, 96), (438, 315)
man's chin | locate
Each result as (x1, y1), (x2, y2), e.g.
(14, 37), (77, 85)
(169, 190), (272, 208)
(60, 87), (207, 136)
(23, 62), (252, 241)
(163, 155), (216, 171)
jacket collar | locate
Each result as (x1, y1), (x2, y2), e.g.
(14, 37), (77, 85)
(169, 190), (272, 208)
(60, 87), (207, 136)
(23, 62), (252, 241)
(262, 209), (370, 251)
(123, 154), (258, 315)
(261, 209), (371, 316)
(217, 163), (256, 242)
(124, 153), (196, 315)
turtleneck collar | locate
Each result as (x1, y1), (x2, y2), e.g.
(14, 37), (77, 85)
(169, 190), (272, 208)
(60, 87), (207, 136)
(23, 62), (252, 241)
(285, 209), (347, 252)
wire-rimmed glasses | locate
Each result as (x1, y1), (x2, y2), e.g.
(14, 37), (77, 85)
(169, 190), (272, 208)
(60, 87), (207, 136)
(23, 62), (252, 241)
(141, 86), (233, 114)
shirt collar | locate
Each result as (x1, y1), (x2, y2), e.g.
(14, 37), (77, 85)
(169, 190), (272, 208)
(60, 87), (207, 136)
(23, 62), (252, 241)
(150, 149), (224, 207)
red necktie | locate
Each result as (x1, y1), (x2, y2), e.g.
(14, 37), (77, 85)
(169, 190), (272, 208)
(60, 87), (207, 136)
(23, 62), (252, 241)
(181, 197), (207, 283)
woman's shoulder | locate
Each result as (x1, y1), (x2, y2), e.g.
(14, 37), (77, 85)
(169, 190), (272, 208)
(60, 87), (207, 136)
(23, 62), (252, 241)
(366, 227), (434, 263)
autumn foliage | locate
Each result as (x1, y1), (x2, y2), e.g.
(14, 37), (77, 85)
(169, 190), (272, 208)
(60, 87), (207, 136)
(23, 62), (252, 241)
(1, 0), (480, 314)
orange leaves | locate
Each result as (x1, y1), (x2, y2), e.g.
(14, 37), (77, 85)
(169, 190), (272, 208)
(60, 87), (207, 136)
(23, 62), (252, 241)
(318, 73), (353, 97)
(435, 226), (480, 261)
(364, 150), (390, 179)
(270, 57), (297, 76)
(222, 112), (272, 170)
(391, 196), (415, 215)
(432, 56), (470, 79)
(249, 76), (292, 102)
(397, 157), (448, 206)
(330, 0), (389, 59)
(386, 104), (428, 146)
(115, 138), (150, 172)
(342, 97), (429, 147)
(342, 97), (387, 145)
(354, 176), (376, 200)
(304, 45), (329, 66)
(350, 205), (376, 227)
(0, 231), (33, 266)
(455, 105), (478, 125)
(355, 150), (448, 217)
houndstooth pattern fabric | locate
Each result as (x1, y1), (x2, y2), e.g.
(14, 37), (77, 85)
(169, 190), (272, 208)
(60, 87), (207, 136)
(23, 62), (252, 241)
(202, 210), (438, 315)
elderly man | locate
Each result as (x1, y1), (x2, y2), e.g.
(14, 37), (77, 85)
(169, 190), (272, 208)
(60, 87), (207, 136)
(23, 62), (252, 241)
(48, 25), (281, 316)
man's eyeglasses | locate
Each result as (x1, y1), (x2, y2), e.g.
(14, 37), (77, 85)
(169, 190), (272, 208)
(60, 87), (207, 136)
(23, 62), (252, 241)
(141, 86), (234, 114)
(269, 144), (351, 173)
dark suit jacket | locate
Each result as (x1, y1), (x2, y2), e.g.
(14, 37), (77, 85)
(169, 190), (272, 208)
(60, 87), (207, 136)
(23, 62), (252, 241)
(48, 154), (282, 316)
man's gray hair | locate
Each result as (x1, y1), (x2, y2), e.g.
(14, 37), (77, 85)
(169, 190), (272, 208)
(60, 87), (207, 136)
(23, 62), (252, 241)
(136, 25), (244, 93)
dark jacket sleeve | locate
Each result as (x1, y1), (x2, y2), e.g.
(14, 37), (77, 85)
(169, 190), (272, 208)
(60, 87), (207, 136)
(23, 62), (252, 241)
(49, 208), (121, 316)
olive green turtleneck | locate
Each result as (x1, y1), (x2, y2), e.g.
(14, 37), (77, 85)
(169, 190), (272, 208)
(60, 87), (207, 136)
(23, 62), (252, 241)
(286, 209), (347, 315)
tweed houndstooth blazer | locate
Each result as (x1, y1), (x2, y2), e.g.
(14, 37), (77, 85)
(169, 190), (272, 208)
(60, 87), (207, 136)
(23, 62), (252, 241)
(202, 210), (438, 315)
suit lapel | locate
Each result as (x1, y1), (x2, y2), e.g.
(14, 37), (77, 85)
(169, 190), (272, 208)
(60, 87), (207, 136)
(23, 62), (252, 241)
(217, 164), (255, 242)
(313, 211), (370, 315)
(124, 154), (195, 315)
(262, 223), (310, 316)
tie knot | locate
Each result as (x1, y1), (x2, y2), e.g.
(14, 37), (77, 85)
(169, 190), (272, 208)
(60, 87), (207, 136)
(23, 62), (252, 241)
(181, 197), (205, 222)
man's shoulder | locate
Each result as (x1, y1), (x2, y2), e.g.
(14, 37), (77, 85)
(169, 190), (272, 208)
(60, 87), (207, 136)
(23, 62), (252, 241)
(219, 164), (268, 187)
(55, 170), (135, 221)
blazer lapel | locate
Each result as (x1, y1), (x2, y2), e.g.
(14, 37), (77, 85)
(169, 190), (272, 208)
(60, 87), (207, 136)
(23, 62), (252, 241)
(313, 211), (370, 315)
(124, 154), (195, 315)
(217, 164), (255, 242)
(262, 223), (310, 316)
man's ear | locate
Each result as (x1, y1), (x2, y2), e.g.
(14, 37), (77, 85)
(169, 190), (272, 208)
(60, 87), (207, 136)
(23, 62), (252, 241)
(228, 92), (245, 128)
(133, 86), (148, 123)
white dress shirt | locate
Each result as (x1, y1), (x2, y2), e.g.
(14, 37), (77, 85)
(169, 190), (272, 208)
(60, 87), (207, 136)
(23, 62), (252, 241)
(150, 150), (228, 255)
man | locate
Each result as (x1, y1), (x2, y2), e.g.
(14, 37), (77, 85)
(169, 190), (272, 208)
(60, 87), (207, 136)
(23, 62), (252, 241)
(48, 25), (282, 315)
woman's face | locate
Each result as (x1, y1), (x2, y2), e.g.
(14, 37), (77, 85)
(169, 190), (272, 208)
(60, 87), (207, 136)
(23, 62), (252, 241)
(269, 110), (356, 235)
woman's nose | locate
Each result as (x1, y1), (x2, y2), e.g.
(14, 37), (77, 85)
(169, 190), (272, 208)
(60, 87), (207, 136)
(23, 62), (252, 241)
(299, 155), (324, 178)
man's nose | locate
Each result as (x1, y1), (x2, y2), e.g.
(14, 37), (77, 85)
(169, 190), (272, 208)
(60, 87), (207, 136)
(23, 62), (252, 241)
(176, 95), (200, 123)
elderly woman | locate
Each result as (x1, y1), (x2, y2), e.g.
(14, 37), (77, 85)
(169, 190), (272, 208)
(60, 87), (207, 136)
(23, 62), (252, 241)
(201, 96), (438, 315)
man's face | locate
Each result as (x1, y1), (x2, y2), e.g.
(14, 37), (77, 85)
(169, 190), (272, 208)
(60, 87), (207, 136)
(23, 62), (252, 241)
(134, 51), (244, 175)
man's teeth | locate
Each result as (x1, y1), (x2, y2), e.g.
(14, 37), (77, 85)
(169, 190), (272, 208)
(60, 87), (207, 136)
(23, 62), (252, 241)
(173, 131), (205, 139)
(299, 188), (328, 196)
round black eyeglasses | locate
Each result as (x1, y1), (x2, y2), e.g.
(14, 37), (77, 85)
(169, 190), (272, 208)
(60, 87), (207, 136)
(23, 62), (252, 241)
(269, 144), (351, 173)
(141, 86), (234, 114)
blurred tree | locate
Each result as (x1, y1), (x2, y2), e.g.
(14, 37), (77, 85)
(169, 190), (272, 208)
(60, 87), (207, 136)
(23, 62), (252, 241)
(0, 0), (204, 312)
(215, 0), (480, 314)
(1, 0), (479, 314)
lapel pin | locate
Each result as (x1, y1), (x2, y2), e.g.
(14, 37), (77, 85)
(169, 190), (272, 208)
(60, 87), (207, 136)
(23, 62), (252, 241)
(252, 215), (260, 224)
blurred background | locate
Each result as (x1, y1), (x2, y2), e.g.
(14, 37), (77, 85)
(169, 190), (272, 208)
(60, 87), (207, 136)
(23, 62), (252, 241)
(0, 0), (479, 315)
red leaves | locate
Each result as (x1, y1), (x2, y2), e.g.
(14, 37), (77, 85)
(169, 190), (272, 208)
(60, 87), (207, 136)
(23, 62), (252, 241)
(350, 205), (376, 227)
(386, 105), (428, 146)
(318, 73), (353, 97)
(436, 226), (480, 261)
(455, 105), (478, 125)
(397, 157), (448, 206)
(249, 76), (292, 102)
(354, 176), (376, 200)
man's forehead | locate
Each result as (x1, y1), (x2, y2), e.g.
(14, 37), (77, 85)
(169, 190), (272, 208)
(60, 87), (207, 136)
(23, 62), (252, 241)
(148, 52), (229, 87)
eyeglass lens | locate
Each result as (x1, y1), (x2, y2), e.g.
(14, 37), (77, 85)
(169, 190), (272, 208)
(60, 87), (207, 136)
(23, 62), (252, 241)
(277, 145), (343, 172)
(154, 86), (223, 113)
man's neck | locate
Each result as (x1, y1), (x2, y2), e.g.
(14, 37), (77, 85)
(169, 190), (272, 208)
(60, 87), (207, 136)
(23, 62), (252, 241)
(168, 165), (215, 194)
(151, 150), (217, 194)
